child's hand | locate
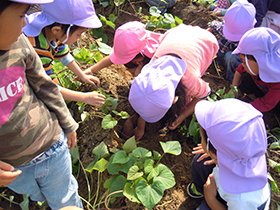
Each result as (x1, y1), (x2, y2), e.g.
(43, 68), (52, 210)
(204, 174), (217, 203)
(0, 161), (22, 186)
(134, 126), (145, 141)
(193, 144), (216, 165)
(83, 67), (93, 76)
(65, 131), (77, 150)
(84, 92), (105, 107)
(168, 114), (184, 130)
(80, 74), (100, 86)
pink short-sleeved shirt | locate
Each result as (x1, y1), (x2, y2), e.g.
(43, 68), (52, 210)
(152, 24), (219, 104)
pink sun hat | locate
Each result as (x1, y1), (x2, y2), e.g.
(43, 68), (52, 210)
(11, 0), (53, 3)
(233, 27), (280, 83)
(109, 21), (164, 65)
(195, 98), (267, 194)
(223, 0), (256, 42)
(23, 0), (102, 37)
(129, 55), (187, 123)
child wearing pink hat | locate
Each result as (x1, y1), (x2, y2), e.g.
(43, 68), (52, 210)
(231, 27), (280, 113)
(0, 0), (83, 208)
(23, 0), (106, 107)
(188, 99), (270, 210)
(208, 0), (256, 82)
(84, 21), (163, 77)
(128, 24), (218, 140)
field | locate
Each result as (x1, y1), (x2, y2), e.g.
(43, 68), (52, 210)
(0, 0), (279, 209)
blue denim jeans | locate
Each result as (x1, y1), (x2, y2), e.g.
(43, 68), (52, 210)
(8, 131), (83, 210)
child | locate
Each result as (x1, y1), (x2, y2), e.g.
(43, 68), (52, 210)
(208, 0), (256, 82)
(128, 24), (219, 140)
(188, 99), (270, 210)
(84, 21), (164, 77)
(198, 0), (237, 16)
(0, 0), (83, 209)
(23, 0), (105, 107)
(249, 0), (280, 31)
(231, 27), (280, 113)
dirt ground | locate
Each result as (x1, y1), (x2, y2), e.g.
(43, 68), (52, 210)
(0, 0), (279, 209)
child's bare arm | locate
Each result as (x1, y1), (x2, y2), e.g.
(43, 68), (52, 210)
(204, 174), (227, 210)
(0, 161), (22, 186)
(67, 60), (100, 86)
(59, 87), (105, 107)
(169, 97), (200, 130)
(84, 56), (113, 75)
(232, 71), (242, 87)
(134, 116), (146, 141)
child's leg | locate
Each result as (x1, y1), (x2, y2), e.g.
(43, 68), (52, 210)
(8, 131), (83, 210)
(191, 154), (215, 194)
(224, 51), (242, 83)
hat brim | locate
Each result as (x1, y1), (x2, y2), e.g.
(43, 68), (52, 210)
(218, 151), (267, 193)
(11, 0), (53, 3)
(223, 24), (243, 42)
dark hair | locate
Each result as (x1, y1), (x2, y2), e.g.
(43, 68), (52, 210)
(124, 53), (151, 69)
(160, 81), (187, 125)
(246, 54), (257, 62)
(48, 22), (80, 36)
(199, 125), (216, 155)
(0, 1), (16, 15)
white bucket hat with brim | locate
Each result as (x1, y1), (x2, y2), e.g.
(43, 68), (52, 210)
(129, 55), (187, 123)
(11, 0), (53, 3)
(23, 0), (102, 37)
(195, 99), (267, 194)
(233, 27), (280, 83)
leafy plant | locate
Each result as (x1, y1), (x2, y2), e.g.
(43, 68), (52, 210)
(144, 6), (182, 31)
(191, 0), (216, 9)
(179, 86), (237, 143)
(88, 137), (181, 210)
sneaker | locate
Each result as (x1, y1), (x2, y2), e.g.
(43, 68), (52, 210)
(187, 183), (204, 199)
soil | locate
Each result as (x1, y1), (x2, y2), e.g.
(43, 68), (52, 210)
(1, 0), (279, 210)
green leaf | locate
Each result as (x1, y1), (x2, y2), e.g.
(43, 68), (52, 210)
(153, 150), (161, 160)
(112, 110), (121, 116)
(160, 141), (181, 155)
(108, 14), (118, 22)
(20, 194), (29, 210)
(112, 150), (130, 164)
(268, 159), (280, 173)
(120, 111), (130, 119)
(80, 111), (90, 123)
(127, 165), (144, 180)
(149, 6), (161, 17)
(109, 175), (126, 197)
(70, 145), (80, 164)
(119, 157), (136, 173)
(107, 154), (121, 174)
(123, 136), (137, 154)
(132, 147), (152, 158)
(104, 177), (113, 189)
(267, 172), (280, 192)
(153, 163), (175, 190)
(123, 182), (141, 203)
(135, 179), (164, 210)
(92, 141), (109, 158)
(147, 166), (160, 181)
(102, 114), (118, 129)
(85, 156), (99, 173)
(175, 16), (183, 24)
(216, 87), (225, 97)
(98, 42), (112, 55)
(269, 141), (280, 149)
(92, 158), (108, 173)
(189, 114), (200, 136)
(144, 159), (154, 174)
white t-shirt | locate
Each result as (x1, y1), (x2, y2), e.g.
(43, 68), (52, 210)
(213, 166), (270, 210)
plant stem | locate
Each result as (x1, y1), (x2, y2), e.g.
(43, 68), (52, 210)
(104, 190), (123, 209)
(78, 159), (92, 209)
(93, 172), (101, 207)
(0, 193), (20, 206)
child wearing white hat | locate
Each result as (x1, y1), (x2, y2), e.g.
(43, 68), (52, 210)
(208, 0), (256, 82)
(23, 0), (106, 107)
(0, 0), (83, 208)
(231, 27), (280, 113)
(128, 24), (218, 141)
(188, 99), (270, 210)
